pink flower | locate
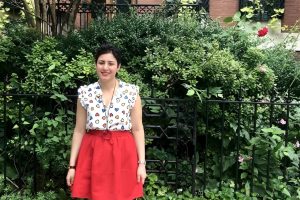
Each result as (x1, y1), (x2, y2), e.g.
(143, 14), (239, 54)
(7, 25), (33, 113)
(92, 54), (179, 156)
(295, 141), (300, 148)
(258, 27), (268, 37)
(238, 155), (244, 163)
(279, 119), (286, 125)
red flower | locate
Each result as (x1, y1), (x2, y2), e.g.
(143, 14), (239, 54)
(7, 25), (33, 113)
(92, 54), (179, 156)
(257, 27), (268, 37)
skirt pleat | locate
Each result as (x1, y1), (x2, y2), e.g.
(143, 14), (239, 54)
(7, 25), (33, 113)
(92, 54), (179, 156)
(71, 130), (143, 200)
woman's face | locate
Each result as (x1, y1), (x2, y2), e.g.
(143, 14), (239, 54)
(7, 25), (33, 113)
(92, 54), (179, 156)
(96, 52), (120, 82)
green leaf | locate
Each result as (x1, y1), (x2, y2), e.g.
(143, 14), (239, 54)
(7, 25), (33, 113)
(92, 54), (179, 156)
(240, 7), (253, 13)
(246, 13), (254, 19)
(245, 181), (250, 196)
(48, 64), (55, 71)
(52, 136), (60, 143)
(51, 93), (68, 101)
(186, 89), (195, 96)
(30, 123), (39, 135)
(13, 124), (19, 129)
(223, 17), (233, 23)
(282, 188), (291, 197)
(23, 121), (30, 125)
(241, 172), (248, 179)
(223, 156), (235, 172)
(233, 12), (241, 21)
(261, 126), (284, 135)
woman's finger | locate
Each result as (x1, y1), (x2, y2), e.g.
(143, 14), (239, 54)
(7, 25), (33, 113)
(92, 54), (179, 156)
(137, 174), (141, 183)
(66, 177), (71, 186)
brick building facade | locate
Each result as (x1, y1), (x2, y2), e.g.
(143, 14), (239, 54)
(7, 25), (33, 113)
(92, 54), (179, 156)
(283, 0), (300, 28)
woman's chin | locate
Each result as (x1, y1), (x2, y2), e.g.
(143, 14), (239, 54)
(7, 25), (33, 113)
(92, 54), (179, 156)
(99, 76), (113, 81)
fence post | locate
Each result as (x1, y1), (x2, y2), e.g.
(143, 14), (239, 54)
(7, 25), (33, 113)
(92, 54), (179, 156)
(283, 90), (291, 181)
(235, 86), (242, 192)
(192, 99), (197, 196)
(219, 101), (225, 190)
(267, 93), (275, 192)
(203, 87), (209, 191)
(250, 96), (258, 195)
(2, 76), (8, 188)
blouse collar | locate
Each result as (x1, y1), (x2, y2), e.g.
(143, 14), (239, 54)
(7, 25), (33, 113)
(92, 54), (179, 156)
(95, 79), (124, 97)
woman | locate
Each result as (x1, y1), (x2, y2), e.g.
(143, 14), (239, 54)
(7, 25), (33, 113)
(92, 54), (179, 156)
(66, 43), (146, 200)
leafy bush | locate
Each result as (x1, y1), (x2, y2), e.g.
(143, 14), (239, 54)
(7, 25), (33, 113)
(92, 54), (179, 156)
(0, 191), (58, 200)
(0, 21), (40, 79)
(1, 10), (299, 200)
(263, 45), (300, 96)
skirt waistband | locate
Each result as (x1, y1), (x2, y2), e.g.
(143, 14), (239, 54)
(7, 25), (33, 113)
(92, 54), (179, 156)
(86, 130), (131, 144)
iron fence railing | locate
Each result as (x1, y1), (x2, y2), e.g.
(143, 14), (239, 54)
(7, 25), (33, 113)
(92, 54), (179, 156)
(1, 83), (300, 197)
(40, 2), (209, 35)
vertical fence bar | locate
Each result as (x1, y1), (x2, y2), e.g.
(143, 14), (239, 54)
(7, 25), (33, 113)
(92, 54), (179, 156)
(235, 88), (242, 191)
(283, 91), (291, 181)
(3, 77), (7, 188)
(63, 100), (69, 191)
(267, 96), (274, 191)
(33, 94), (38, 194)
(18, 97), (22, 183)
(219, 102), (225, 190)
(175, 100), (179, 192)
(192, 99), (197, 196)
(203, 88), (209, 191)
(64, 100), (68, 140)
(285, 91), (290, 147)
(151, 83), (154, 98)
(250, 102), (258, 195)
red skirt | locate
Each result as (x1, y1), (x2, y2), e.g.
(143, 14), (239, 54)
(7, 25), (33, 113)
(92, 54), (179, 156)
(71, 130), (143, 200)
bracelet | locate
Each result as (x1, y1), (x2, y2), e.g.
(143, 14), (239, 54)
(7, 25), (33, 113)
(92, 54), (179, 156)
(138, 160), (146, 165)
(68, 166), (76, 169)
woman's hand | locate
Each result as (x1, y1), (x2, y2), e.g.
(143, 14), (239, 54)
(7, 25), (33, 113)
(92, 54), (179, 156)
(66, 169), (76, 187)
(137, 164), (147, 184)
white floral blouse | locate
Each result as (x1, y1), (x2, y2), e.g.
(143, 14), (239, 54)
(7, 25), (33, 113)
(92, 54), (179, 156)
(78, 80), (139, 131)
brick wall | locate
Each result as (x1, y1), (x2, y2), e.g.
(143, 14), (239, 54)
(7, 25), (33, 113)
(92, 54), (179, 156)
(282, 0), (300, 30)
(209, 0), (239, 23)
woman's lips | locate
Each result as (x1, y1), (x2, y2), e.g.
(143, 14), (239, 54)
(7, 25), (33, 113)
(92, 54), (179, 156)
(101, 72), (110, 76)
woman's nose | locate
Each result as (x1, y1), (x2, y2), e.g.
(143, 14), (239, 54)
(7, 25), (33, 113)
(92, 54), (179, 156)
(103, 63), (109, 70)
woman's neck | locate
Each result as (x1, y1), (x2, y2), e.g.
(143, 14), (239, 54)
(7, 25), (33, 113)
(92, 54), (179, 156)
(99, 78), (117, 92)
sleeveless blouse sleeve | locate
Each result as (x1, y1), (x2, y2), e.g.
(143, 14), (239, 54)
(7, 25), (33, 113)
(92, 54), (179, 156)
(78, 86), (88, 110)
(129, 85), (139, 109)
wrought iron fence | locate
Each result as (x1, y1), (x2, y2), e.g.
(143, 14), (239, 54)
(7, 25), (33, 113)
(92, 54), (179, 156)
(1, 84), (300, 197)
(40, 2), (209, 35)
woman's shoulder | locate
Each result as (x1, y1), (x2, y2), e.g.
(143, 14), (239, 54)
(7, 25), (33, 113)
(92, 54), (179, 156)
(119, 80), (139, 91)
(78, 82), (99, 92)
